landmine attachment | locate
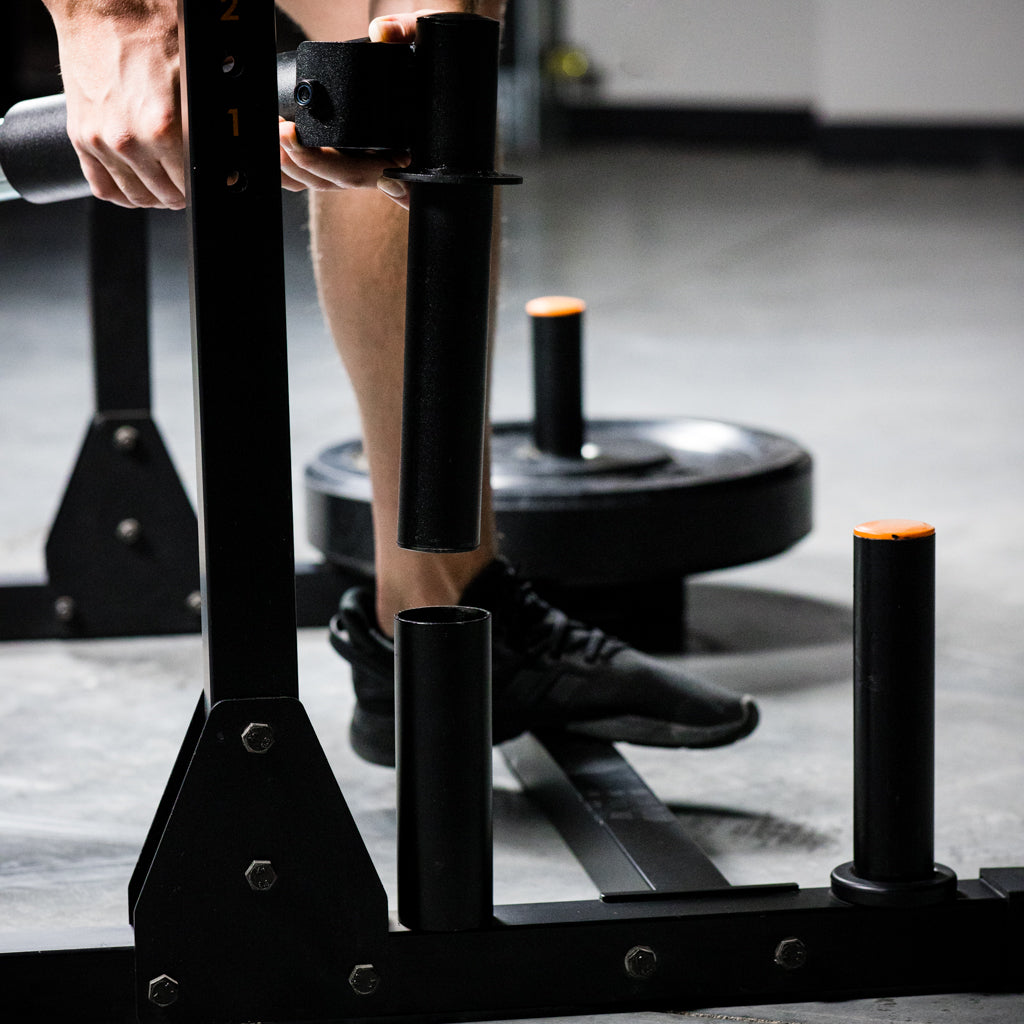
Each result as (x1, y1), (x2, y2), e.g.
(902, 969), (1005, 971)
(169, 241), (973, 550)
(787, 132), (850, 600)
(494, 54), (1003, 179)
(306, 296), (813, 650)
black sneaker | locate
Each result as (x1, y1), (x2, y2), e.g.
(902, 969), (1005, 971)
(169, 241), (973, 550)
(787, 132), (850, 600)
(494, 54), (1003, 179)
(329, 559), (759, 767)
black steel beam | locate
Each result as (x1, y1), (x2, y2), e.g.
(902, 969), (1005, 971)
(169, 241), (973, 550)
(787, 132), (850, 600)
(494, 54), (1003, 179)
(504, 731), (730, 896)
(90, 200), (151, 413)
(2, 873), (1020, 1022)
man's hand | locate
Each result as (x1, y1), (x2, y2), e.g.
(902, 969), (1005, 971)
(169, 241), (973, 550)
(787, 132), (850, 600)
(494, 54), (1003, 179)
(279, 10), (446, 209)
(44, 0), (186, 209)
(43, 2), (445, 210)
(278, 119), (412, 201)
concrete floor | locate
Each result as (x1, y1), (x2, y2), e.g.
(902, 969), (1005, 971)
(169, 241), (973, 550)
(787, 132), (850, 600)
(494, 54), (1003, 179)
(0, 144), (1022, 1022)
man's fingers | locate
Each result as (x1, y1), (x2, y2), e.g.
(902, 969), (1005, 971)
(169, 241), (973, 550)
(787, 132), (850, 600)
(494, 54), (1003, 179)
(77, 151), (162, 208)
(70, 122), (186, 209)
(369, 9), (447, 43)
(376, 175), (410, 209)
(279, 120), (410, 191)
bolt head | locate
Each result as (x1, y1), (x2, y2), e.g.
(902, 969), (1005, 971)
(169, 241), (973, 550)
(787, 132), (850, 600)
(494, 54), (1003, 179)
(186, 590), (203, 615)
(148, 974), (179, 1007)
(113, 425), (140, 452)
(241, 722), (274, 754)
(348, 963), (381, 996)
(116, 518), (142, 545)
(624, 944), (658, 980)
(774, 936), (808, 970)
(54, 595), (76, 622)
(245, 859), (278, 891)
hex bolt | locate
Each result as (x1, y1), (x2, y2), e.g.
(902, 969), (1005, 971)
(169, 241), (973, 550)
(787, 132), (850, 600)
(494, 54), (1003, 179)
(245, 859), (278, 892)
(186, 590), (203, 615)
(624, 944), (658, 980)
(774, 937), (808, 970)
(113, 425), (140, 453)
(241, 722), (275, 754)
(54, 595), (76, 623)
(115, 518), (142, 545)
(348, 964), (381, 996)
(148, 974), (180, 1007)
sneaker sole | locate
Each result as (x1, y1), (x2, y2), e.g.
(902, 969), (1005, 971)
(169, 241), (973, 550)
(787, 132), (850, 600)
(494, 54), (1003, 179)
(349, 696), (758, 769)
(565, 696), (760, 749)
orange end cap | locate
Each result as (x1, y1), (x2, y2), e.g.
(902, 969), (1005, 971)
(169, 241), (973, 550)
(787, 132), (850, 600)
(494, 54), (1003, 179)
(854, 519), (935, 541)
(525, 296), (586, 318)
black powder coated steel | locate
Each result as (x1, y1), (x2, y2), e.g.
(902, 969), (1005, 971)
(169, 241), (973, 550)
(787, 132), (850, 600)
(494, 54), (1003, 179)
(531, 308), (586, 458)
(179, 0), (299, 704)
(396, 606), (493, 931)
(392, 14), (521, 552)
(90, 201), (150, 411)
(832, 525), (957, 907)
(294, 39), (413, 150)
(3, 871), (1022, 1021)
(132, 697), (389, 1023)
(855, 527), (937, 880)
(0, 199), (201, 640)
(504, 731), (731, 896)
(129, 4), (384, 1021)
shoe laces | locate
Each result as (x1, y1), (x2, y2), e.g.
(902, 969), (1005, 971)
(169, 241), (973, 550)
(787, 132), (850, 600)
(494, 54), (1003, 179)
(504, 576), (623, 665)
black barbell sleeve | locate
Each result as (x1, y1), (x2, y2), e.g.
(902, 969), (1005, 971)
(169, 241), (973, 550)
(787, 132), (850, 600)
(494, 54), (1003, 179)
(392, 14), (520, 552)
(0, 93), (88, 204)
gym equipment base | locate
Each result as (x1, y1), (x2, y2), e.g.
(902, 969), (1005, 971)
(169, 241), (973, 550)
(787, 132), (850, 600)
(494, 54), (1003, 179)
(1, 727), (1020, 1023)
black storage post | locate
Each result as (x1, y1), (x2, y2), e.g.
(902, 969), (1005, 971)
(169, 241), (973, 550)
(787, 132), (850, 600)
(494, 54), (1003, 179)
(527, 296), (586, 458)
(396, 605), (493, 931)
(832, 519), (957, 907)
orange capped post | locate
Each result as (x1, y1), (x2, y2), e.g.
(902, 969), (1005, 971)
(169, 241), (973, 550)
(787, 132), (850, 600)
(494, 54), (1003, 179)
(527, 296), (587, 458)
(524, 296), (587, 319)
(831, 518), (957, 907)
(853, 519), (935, 541)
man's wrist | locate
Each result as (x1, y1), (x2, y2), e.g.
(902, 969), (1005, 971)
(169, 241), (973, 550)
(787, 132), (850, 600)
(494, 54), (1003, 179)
(43, 0), (178, 25)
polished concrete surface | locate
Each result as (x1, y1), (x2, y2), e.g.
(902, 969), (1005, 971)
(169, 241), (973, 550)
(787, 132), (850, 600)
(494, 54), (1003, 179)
(0, 144), (1022, 1021)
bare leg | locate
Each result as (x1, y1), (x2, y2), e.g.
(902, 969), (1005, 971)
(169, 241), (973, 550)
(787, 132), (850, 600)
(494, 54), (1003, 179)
(280, 0), (504, 633)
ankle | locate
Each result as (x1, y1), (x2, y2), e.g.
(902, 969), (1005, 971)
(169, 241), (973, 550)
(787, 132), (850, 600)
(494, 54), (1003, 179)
(375, 547), (497, 637)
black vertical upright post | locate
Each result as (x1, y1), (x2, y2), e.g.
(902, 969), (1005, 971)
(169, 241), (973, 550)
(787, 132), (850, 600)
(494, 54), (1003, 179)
(89, 200), (151, 413)
(179, 0), (298, 703)
(527, 295), (586, 458)
(832, 519), (957, 907)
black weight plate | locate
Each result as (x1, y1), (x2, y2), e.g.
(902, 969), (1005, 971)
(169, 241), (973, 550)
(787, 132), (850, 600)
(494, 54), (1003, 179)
(304, 417), (812, 586)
